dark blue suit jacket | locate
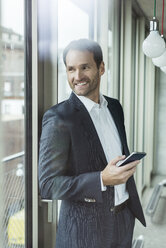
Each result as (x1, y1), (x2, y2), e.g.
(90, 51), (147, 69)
(39, 92), (146, 247)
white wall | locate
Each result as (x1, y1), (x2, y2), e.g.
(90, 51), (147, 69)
(155, 70), (166, 175)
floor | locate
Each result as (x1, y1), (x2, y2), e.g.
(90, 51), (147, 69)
(133, 175), (166, 248)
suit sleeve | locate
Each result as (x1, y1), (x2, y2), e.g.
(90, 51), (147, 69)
(38, 111), (103, 203)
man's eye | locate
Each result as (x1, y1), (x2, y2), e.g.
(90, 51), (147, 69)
(68, 68), (73, 72)
(82, 65), (89, 70)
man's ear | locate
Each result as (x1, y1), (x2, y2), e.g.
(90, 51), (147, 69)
(99, 61), (105, 76)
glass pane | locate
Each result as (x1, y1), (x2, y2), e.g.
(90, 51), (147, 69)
(0, 0), (25, 247)
(107, 29), (112, 95)
(58, 0), (90, 102)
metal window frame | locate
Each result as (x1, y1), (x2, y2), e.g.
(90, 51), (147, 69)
(25, 0), (33, 246)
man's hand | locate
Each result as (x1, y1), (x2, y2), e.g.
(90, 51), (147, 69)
(101, 155), (140, 186)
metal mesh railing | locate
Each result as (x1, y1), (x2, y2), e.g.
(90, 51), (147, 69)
(1, 153), (25, 248)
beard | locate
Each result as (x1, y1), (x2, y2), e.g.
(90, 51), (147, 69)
(73, 71), (100, 99)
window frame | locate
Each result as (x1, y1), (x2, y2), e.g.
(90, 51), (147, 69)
(25, 0), (33, 246)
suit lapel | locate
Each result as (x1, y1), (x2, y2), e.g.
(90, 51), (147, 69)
(69, 92), (107, 167)
(106, 97), (128, 155)
(81, 108), (108, 166)
(107, 101), (123, 141)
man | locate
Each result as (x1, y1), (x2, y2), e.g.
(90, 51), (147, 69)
(39, 39), (146, 248)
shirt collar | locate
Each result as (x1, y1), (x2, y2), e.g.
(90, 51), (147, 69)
(75, 92), (108, 113)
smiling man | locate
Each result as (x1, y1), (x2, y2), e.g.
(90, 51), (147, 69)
(39, 39), (146, 248)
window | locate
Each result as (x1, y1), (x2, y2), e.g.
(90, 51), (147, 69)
(0, 0), (25, 246)
(58, 0), (92, 102)
(4, 81), (12, 96)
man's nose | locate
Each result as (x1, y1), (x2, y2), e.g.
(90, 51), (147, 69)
(75, 69), (83, 81)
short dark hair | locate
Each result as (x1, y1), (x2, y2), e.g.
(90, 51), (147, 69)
(63, 39), (103, 69)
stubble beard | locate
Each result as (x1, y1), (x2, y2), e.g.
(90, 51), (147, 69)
(74, 71), (100, 99)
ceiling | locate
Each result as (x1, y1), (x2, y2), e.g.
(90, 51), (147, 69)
(136, 0), (166, 34)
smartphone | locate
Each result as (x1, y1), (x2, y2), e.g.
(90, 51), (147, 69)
(117, 152), (146, 167)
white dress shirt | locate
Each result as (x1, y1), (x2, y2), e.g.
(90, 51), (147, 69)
(76, 93), (129, 206)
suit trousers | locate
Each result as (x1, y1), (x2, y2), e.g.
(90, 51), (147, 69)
(55, 187), (135, 248)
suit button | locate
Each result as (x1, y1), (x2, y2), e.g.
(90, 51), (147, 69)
(110, 207), (114, 212)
